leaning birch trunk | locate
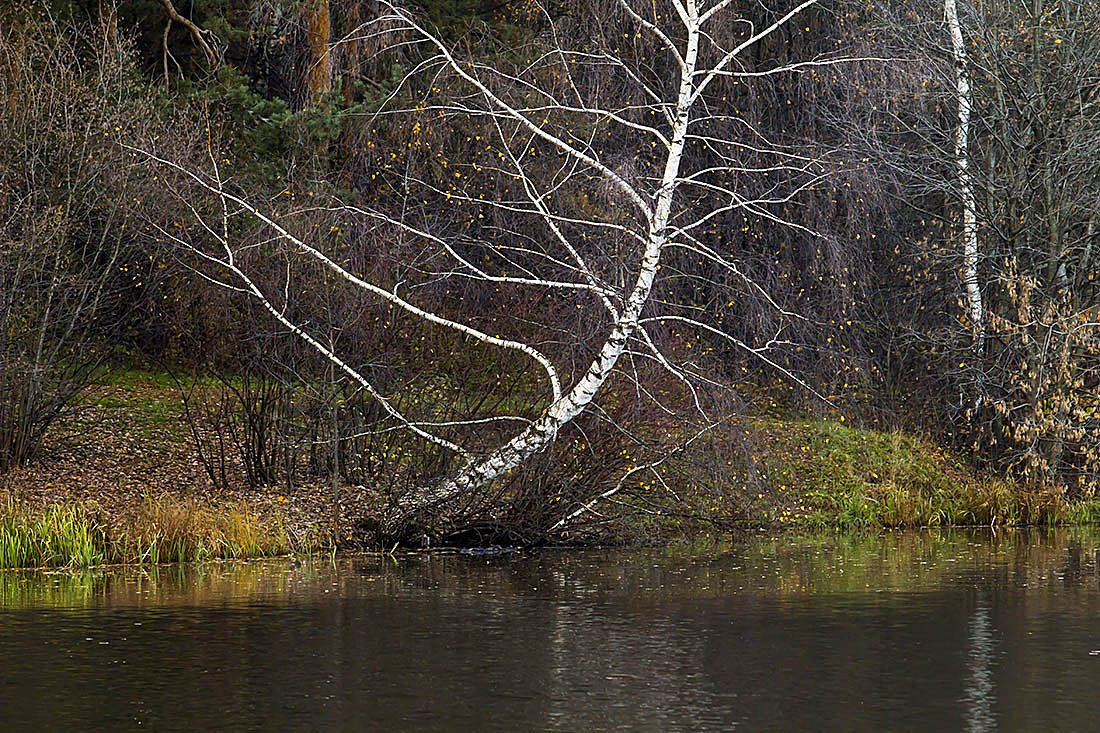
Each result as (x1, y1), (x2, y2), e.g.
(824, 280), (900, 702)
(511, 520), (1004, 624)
(394, 14), (702, 521)
(387, 4), (708, 519)
(387, 0), (831, 527)
(946, 0), (983, 346)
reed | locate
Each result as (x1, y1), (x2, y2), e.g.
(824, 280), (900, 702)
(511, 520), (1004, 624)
(0, 502), (108, 568)
(0, 496), (307, 569)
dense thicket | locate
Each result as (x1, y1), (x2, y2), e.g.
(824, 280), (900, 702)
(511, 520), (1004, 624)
(4, 0), (1099, 538)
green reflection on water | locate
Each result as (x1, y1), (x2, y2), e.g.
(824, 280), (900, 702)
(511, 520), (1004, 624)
(2, 527), (1098, 609)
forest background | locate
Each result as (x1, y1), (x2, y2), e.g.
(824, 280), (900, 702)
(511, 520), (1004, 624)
(3, 0), (1100, 552)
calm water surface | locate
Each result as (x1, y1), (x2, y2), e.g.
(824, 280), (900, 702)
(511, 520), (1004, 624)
(3, 529), (1100, 730)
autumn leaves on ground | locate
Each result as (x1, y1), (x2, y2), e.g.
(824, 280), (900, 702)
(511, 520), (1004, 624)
(0, 370), (349, 566)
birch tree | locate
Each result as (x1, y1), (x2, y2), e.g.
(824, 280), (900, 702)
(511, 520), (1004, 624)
(858, 0), (1100, 487)
(944, 0), (983, 346)
(141, 0), (838, 537)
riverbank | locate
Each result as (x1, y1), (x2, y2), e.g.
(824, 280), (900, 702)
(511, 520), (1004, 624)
(1, 369), (1098, 568)
(0, 369), (344, 566)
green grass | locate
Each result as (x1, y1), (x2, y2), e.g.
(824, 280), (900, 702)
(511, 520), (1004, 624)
(0, 497), (319, 569)
(1064, 498), (1100, 525)
(77, 365), (190, 443)
(0, 504), (108, 568)
(96, 365), (180, 390)
(763, 421), (1070, 529)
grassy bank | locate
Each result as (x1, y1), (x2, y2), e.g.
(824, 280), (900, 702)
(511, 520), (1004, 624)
(0, 366), (339, 568)
(752, 420), (1100, 529)
(3, 367), (1100, 568)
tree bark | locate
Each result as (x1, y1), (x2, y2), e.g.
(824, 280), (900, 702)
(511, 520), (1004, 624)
(304, 0), (333, 105)
(946, 0), (983, 346)
(339, 0), (363, 106)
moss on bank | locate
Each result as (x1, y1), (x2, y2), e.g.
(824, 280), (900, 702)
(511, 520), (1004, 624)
(754, 420), (1100, 530)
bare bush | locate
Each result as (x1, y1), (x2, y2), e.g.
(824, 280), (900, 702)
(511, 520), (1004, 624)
(0, 12), (167, 469)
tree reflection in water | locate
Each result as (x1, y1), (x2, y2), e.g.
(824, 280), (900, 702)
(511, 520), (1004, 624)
(963, 594), (996, 733)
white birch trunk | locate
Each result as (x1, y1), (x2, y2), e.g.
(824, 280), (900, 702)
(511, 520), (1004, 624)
(946, 0), (984, 345)
(395, 10), (705, 517)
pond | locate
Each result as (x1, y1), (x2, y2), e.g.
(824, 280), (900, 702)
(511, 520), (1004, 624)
(2, 529), (1100, 730)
